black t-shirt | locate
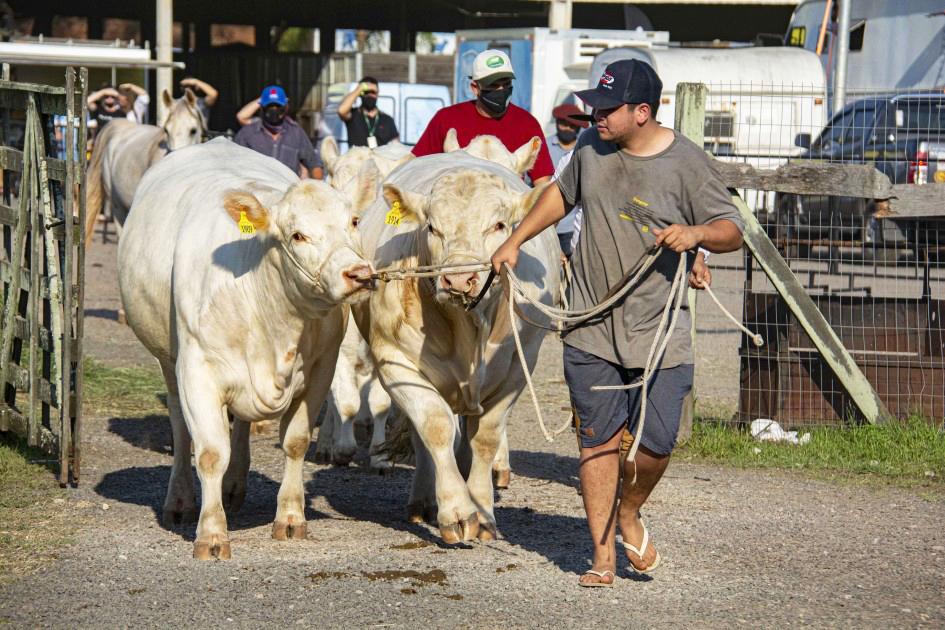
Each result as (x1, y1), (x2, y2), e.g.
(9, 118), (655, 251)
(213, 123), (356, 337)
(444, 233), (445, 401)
(345, 107), (398, 147)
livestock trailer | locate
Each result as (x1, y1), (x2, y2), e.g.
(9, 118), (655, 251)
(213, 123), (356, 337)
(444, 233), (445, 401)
(786, 0), (945, 96)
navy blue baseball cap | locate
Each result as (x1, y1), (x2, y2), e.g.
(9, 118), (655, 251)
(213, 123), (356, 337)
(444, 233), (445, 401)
(259, 85), (288, 107)
(573, 59), (662, 118)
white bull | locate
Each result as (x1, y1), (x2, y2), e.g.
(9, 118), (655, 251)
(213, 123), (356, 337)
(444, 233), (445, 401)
(353, 151), (559, 542)
(316, 132), (542, 480)
(118, 138), (375, 559)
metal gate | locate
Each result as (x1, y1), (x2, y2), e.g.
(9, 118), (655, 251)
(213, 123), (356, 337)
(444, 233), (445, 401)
(0, 66), (87, 485)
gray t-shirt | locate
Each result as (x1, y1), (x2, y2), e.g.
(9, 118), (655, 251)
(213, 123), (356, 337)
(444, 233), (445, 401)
(556, 129), (743, 370)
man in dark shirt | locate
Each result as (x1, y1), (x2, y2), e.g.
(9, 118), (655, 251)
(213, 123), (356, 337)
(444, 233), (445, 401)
(338, 76), (399, 149)
(234, 85), (323, 179)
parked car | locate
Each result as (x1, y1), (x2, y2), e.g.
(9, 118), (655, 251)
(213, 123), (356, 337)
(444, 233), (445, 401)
(769, 92), (945, 261)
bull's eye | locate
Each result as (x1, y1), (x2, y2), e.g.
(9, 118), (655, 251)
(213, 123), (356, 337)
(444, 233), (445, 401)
(351, 216), (360, 228)
(189, 127), (197, 136)
(427, 224), (439, 237)
(494, 221), (507, 231)
(292, 232), (306, 242)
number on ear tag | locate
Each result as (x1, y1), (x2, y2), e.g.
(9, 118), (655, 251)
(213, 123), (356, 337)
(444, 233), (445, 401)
(239, 210), (256, 235)
(385, 201), (403, 226)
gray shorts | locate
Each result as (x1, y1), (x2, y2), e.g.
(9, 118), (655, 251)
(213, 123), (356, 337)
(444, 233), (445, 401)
(563, 344), (693, 455)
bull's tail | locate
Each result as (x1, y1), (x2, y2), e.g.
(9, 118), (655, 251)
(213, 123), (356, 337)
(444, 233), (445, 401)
(84, 123), (113, 243)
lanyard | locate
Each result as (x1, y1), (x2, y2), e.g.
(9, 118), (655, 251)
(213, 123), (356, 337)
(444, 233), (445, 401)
(363, 112), (379, 136)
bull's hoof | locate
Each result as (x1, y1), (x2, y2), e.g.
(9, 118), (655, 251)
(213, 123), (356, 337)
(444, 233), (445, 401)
(477, 521), (499, 542)
(272, 518), (307, 541)
(331, 451), (355, 467)
(369, 455), (394, 474)
(162, 506), (196, 528)
(406, 501), (437, 525)
(117, 308), (127, 326)
(193, 535), (231, 560)
(313, 448), (332, 465)
(492, 468), (511, 489)
(439, 513), (480, 544)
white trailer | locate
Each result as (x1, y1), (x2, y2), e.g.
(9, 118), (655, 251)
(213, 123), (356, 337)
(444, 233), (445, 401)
(589, 46), (828, 212)
(454, 27), (669, 135)
(786, 0), (945, 96)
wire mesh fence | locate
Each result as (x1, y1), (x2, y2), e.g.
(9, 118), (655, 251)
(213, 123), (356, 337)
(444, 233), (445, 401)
(696, 82), (945, 428)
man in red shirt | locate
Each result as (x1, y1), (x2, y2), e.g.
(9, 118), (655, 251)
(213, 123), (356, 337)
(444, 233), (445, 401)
(411, 49), (555, 185)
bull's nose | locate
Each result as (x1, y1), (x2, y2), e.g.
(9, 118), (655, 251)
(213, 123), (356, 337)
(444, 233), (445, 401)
(343, 264), (375, 288)
(441, 272), (478, 293)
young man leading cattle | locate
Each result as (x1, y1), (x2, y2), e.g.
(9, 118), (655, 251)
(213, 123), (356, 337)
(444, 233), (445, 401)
(491, 59), (744, 587)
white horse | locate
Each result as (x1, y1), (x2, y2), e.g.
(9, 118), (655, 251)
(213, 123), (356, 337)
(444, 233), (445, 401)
(85, 88), (207, 242)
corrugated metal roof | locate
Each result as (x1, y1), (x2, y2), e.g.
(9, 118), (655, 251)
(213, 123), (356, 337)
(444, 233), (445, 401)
(541, 0), (798, 4)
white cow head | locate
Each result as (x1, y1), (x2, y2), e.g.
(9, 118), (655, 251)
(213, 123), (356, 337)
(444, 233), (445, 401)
(383, 171), (546, 307)
(323, 136), (412, 193)
(160, 88), (206, 151)
(443, 128), (541, 177)
(223, 180), (374, 313)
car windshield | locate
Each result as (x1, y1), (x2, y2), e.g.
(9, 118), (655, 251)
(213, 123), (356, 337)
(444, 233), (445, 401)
(810, 102), (876, 154)
(895, 99), (945, 133)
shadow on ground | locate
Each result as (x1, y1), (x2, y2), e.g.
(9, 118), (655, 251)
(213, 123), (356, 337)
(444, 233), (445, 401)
(508, 449), (580, 491)
(108, 415), (172, 456)
(307, 449), (591, 575)
(85, 308), (120, 321)
(94, 463), (330, 541)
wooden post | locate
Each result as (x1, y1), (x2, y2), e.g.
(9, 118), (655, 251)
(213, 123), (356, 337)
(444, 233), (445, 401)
(674, 83), (707, 443)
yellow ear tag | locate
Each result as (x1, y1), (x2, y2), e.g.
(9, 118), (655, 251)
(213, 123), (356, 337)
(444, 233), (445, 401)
(238, 210), (256, 235)
(385, 201), (403, 226)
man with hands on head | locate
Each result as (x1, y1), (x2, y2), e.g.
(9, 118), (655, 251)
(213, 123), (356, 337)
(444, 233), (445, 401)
(234, 85), (324, 180)
(178, 77), (218, 123)
(491, 59), (742, 588)
(337, 76), (399, 148)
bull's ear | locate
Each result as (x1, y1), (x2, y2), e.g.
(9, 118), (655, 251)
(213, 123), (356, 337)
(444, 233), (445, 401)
(349, 159), (381, 215)
(183, 87), (197, 106)
(513, 181), (551, 223)
(443, 128), (461, 152)
(321, 136), (340, 173)
(159, 89), (173, 125)
(513, 136), (542, 176)
(382, 184), (427, 225)
(223, 190), (271, 234)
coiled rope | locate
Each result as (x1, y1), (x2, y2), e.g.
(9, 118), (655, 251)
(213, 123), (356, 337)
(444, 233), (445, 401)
(372, 249), (764, 471)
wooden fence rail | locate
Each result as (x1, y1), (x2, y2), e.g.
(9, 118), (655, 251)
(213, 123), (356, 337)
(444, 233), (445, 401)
(0, 67), (87, 486)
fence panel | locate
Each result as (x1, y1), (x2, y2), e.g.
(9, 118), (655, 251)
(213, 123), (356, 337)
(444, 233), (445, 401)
(0, 67), (87, 484)
(691, 81), (944, 428)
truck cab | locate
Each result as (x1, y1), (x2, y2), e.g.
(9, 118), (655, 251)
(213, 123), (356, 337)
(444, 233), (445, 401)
(773, 93), (945, 259)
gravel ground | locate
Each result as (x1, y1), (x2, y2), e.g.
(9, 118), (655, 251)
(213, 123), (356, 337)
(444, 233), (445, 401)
(2, 240), (944, 628)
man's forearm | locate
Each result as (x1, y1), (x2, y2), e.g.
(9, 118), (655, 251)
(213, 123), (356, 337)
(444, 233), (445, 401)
(338, 90), (359, 120)
(693, 219), (743, 253)
(510, 184), (570, 247)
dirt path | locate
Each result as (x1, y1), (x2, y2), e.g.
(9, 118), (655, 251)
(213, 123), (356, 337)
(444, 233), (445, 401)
(2, 241), (943, 627)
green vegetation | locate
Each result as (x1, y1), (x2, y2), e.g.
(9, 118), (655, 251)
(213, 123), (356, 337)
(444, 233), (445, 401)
(0, 359), (166, 583)
(680, 417), (945, 488)
(0, 435), (68, 584)
(83, 358), (166, 416)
